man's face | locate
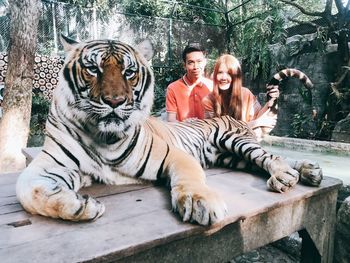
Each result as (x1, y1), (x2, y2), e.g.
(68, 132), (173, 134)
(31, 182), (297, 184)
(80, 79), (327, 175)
(184, 51), (206, 80)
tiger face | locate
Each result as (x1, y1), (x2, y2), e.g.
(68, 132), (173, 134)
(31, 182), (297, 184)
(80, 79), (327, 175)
(58, 36), (154, 137)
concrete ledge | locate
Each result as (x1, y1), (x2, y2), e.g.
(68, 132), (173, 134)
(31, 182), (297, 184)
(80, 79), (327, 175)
(262, 135), (350, 155)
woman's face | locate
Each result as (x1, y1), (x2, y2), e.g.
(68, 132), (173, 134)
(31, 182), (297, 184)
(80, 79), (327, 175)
(216, 63), (232, 91)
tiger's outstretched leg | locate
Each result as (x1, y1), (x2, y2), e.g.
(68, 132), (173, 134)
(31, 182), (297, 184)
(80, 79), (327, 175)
(16, 153), (105, 221)
(210, 128), (320, 192)
(163, 147), (227, 225)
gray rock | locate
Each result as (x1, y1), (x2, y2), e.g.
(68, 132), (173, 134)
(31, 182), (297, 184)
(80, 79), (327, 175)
(334, 196), (350, 263)
(332, 113), (350, 143)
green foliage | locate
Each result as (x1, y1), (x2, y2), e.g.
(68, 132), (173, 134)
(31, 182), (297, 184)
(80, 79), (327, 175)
(297, 84), (312, 106)
(171, 0), (225, 25)
(205, 48), (220, 77)
(313, 28), (328, 52)
(120, 0), (225, 25)
(121, 0), (170, 17)
(281, 0), (327, 27)
(28, 93), (50, 146)
(59, 0), (116, 23)
(231, 1), (287, 81)
(60, 0), (114, 10)
(152, 64), (183, 115)
(37, 40), (56, 56)
(290, 112), (312, 138)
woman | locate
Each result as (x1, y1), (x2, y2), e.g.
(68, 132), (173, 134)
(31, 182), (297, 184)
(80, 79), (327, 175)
(202, 54), (278, 129)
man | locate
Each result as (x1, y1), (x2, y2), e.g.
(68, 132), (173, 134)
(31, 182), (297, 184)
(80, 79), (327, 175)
(166, 43), (213, 122)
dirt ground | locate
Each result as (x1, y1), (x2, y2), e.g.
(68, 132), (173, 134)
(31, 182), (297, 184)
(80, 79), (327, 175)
(231, 235), (301, 263)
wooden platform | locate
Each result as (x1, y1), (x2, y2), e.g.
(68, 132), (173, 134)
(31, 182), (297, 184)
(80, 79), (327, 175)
(0, 149), (342, 263)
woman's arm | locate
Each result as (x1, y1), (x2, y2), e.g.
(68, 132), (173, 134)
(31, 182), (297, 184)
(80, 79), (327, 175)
(247, 86), (279, 129)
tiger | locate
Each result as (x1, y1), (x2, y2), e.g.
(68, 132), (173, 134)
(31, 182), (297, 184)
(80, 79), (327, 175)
(16, 36), (323, 226)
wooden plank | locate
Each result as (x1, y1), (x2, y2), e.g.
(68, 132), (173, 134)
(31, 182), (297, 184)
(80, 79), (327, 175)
(0, 185), (340, 263)
(0, 173), (19, 186)
(79, 183), (152, 197)
(0, 187), (200, 262)
(0, 186), (153, 225)
(0, 170), (342, 263)
(118, 191), (339, 263)
(1, 171), (340, 226)
(0, 210), (32, 226)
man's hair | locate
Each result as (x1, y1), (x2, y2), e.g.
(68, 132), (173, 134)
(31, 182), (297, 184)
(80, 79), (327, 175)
(182, 42), (205, 62)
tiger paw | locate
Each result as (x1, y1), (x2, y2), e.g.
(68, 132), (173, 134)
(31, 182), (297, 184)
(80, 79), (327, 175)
(74, 195), (106, 221)
(298, 160), (323, 186)
(60, 193), (105, 221)
(267, 157), (300, 193)
(267, 168), (300, 193)
(171, 185), (228, 226)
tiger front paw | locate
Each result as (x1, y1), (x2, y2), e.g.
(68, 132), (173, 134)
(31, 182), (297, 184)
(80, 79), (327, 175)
(73, 194), (106, 221)
(171, 185), (227, 226)
(48, 192), (106, 221)
(298, 160), (323, 186)
(267, 157), (300, 193)
(267, 168), (300, 193)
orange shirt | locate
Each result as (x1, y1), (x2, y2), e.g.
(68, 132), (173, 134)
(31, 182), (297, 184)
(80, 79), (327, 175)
(166, 77), (213, 121)
(202, 87), (261, 122)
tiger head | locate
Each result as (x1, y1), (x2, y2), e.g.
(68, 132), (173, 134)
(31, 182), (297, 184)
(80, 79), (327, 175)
(55, 36), (154, 138)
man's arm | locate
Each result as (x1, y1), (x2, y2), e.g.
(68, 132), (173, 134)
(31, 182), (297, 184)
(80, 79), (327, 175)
(165, 85), (178, 122)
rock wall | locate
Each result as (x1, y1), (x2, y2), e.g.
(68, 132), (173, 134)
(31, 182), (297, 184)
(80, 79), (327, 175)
(273, 51), (332, 138)
(335, 188), (350, 263)
(250, 36), (350, 142)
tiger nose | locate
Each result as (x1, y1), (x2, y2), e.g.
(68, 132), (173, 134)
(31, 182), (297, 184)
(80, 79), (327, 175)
(102, 95), (126, 108)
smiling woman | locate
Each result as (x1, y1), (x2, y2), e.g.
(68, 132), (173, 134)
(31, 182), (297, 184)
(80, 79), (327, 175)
(202, 54), (314, 141)
(202, 54), (279, 129)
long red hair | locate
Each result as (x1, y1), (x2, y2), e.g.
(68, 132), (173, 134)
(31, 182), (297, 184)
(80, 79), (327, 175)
(208, 54), (243, 120)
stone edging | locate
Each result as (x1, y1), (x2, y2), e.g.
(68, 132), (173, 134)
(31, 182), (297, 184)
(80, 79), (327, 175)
(262, 135), (350, 155)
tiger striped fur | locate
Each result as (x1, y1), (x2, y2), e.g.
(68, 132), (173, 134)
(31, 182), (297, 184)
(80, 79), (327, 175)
(16, 37), (323, 225)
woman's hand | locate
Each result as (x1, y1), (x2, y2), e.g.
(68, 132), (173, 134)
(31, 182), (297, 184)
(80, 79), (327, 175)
(267, 85), (280, 99)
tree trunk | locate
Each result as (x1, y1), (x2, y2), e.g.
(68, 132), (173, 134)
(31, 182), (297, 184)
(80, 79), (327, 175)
(0, 0), (40, 173)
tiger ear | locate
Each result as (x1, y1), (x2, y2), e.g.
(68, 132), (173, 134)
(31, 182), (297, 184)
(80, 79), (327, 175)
(60, 34), (78, 53)
(136, 39), (154, 61)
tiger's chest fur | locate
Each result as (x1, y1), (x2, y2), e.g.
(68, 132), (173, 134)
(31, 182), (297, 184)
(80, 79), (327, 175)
(43, 116), (174, 185)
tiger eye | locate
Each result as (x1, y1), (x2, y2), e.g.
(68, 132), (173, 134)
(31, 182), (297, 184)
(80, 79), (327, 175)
(86, 66), (99, 76)
(124, 68), (136, 79)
